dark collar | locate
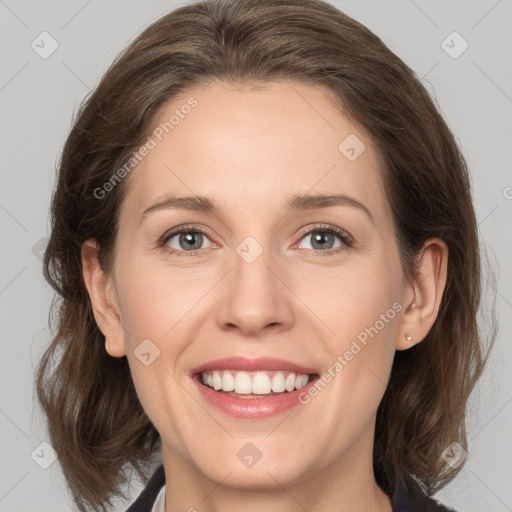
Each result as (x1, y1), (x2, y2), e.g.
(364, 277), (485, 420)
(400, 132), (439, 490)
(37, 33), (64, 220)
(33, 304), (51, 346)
(126, 464), (456, 512)
(391, 474), (456, 511)
(126, 464), (165, 512)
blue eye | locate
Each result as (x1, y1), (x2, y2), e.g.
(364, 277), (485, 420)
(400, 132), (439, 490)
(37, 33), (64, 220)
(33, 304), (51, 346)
(297, 227), (351, 253)
(161, 226), (212, 256)
(159, 223), (353, 258)
(294, 224), (354, 257)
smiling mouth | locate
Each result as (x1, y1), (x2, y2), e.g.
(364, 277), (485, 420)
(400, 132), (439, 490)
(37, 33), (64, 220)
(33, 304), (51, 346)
(196, 369), (318, 398)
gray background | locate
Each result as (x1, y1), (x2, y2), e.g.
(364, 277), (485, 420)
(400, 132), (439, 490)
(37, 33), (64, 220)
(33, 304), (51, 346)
(0, 0), (511, 510)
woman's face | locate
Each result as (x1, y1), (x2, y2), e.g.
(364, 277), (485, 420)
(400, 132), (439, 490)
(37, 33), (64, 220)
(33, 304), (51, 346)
(103, 80), (413, 488)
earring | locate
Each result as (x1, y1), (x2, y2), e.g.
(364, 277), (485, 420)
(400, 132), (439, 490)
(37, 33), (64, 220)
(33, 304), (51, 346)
(405, 333), (414, 343)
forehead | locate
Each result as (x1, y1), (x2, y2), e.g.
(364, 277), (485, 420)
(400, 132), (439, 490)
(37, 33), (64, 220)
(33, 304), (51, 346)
(120, 79), (390, 226)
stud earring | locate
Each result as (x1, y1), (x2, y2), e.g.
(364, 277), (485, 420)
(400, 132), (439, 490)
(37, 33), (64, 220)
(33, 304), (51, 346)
(405, 333), (414, 343)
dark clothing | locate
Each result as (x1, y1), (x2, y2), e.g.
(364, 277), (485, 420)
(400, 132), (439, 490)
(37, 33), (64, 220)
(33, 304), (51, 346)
(126, 464), (456, 511)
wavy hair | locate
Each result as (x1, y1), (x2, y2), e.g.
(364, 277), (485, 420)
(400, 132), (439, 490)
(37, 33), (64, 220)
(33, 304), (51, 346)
(35, 0), (496, 510)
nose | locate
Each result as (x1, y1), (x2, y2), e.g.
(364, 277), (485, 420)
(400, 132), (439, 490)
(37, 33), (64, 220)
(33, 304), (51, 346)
(215, 241), (295, 337)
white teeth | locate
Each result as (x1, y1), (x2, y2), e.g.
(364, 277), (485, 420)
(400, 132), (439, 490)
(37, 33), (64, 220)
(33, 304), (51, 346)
(271, 371), (286, 393)
(200, 369), (312, 395)
(285, 373), (296, 392)
(295, 374), (309, 389)
(252, 372), (272, 394)
(212, 371), (222, 390)
(222, 371), (235, 392)
(234, 371), (252, 394)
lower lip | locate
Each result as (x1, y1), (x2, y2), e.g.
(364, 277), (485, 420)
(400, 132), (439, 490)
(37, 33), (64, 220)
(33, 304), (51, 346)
(193, 375), (319, 419)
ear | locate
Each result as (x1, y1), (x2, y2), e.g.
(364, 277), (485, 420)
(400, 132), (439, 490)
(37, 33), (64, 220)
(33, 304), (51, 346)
(396, 238), (448, 350)
(81, 239), (127, 357)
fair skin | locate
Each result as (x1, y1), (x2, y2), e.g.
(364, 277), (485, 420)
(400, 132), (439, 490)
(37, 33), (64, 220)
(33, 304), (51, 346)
(82, 80), (447, 512)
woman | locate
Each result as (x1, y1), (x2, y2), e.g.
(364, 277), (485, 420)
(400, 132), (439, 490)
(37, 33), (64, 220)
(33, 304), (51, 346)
(35, 0), (494, 511)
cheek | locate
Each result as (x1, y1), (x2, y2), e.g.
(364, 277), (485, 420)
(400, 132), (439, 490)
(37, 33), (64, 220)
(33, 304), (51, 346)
(113, 258), (211, 392)
(308, 256), (402, 398)
(115, 260), (188, 342)
(115, 266), (190, 428)
(305, 259), (401, 340)
(313, 272), (400, 432)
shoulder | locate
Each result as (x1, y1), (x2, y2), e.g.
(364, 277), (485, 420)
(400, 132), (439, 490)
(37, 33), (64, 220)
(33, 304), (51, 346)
(125, 464), (165, 512)
(391, 475), (457, 512)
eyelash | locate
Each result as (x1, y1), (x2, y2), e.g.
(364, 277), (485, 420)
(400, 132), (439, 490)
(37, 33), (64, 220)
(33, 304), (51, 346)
(157, 223), (354, 258)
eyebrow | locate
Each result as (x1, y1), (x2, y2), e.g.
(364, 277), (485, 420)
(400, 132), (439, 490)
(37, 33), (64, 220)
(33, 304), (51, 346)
(138, 192), (375, 225)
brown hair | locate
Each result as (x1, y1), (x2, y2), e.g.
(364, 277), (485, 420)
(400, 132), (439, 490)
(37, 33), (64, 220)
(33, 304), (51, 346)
(35, 0), (496, 510)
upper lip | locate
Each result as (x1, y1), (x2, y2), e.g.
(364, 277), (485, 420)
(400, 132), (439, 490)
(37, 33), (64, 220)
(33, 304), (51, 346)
(190, 356), (318, 376)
